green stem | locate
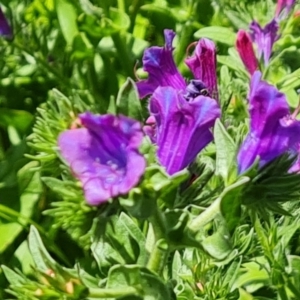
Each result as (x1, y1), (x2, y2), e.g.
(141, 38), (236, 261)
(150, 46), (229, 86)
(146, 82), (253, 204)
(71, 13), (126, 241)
(147, 238), (169, 274)
(129, 0), (143, 33)
(117, 0), (125, 12)
(0, 204), (45, 233)
(112, 32), (134, 77)
(175, 21), (194, 65)
(187, 197), (222, 233)
(88, 287), (138, 298)
(147, 207), (169, 274)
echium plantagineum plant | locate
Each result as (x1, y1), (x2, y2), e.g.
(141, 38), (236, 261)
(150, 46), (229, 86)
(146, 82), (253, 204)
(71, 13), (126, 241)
(4, 0), (300, 299)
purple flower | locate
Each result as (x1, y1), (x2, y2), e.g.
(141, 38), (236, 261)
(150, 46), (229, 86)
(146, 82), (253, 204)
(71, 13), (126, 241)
(249, 20), (279, 66)
(137, 29), (218, 101)
(236, 30), (258, 75)
(185, 38), (219, 101)
(137, 29), (220, 174)
(275, 0), (296, 19)
(149, 86), (220, 175)
(58, 112), (146, 205)
(0, 7), (12, 38)
(237, 71), (300, 174)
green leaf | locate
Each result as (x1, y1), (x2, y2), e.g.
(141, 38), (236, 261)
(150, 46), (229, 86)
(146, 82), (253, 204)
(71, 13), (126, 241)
(201, 223), (232, 260)
(194, 26), (236, 45)
(119, 213), (148, 265)
(42, 177), (80, 199)
(217, 55), (249, 76)
(277, 67), (300, 91)
(220, 177), (249, 232)
(1, 266), (24, 285)
(55, 0), (79, 45)
(214, 119), (237, 185)
(116, 78), (143, 121)
(0, 108), (33, 134)
(107, 265), (172, 300)
(28, 226), (57, 272)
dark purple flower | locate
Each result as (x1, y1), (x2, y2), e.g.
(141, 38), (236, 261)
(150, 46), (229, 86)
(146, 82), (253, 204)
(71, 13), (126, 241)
(275, 0), (296, 19)
(58, 112), (146, 205)
(137, 29), (218, 101)
(249, 20), (279, 66)
(0, 7), (12, 38)
(237, 71), (300, 174)
(185, 38), (219, 101)
(150, 86), (220, 175)
(236, 30), (258, 75)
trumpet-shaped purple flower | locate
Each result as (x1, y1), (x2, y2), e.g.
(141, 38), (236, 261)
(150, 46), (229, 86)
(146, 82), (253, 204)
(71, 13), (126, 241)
(237, 71), (300, 174)
(236, 30), (258, 75)
(150, 86), (220, 175)
(0, 7), (12, 38)
(137, 29), (218, 101)
(275, 0), (296, 19)
(58, 112), (146, 205)
(249, 20), (279, 65)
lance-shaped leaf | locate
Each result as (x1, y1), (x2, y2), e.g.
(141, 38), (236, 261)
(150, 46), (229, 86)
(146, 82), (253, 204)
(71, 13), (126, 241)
(58, 112), (146, 205)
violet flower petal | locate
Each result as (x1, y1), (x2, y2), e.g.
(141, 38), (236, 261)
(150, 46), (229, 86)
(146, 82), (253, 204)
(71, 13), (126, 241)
(58, 113), (146, 205)
(150, 86), (220, 175)
(249, 20), (279, 65)
(237, 71), (300, 174)
(0, 8), (11, 38)
(136, 29), (186, 98)
(275, 0), (296, 19)
(236, 30), (258, 75)
(185, 38), (219, 101)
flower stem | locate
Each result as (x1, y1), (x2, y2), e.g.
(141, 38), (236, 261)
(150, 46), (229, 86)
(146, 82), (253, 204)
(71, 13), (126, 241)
(112, 32), (134, 78)
(175, 21), (194, 65)
(88, 287), (138, 298)
(147, 207), (169, 274)
(147, 239), (169, 275)
(187, 197), (222, 233)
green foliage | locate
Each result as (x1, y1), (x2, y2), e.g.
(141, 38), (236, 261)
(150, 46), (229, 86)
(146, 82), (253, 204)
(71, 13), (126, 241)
(2, 0), (300, 299)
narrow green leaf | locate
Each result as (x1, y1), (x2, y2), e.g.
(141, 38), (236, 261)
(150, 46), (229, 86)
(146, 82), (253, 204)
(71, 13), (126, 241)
(194, 26), (236, 45)
(119, 213), (148, 265)
(1, 266), (24, 285)
(116, 78), (143, 121)
(28, 226), (56, 272)
(55, 0), (79, 45)
(214, 119), (237, 184)
(220, 177), (249, 232)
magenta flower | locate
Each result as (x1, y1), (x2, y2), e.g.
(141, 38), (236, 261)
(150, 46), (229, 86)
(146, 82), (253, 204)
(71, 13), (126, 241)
(0, 7), (12, 38)
(185, 38), (219, 101)
(236, 30), (258, 75)
(237, 71), (300, 174)
(58, 112), (146, 205)
(249, 20), (279, 66)
(137, 29), (218, 101)
(275, 0), (296, 19)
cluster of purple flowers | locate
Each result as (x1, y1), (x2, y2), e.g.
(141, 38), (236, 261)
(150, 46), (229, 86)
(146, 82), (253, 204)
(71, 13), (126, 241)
(236, 0), (296, 74)
(12, 0), (291, 205)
